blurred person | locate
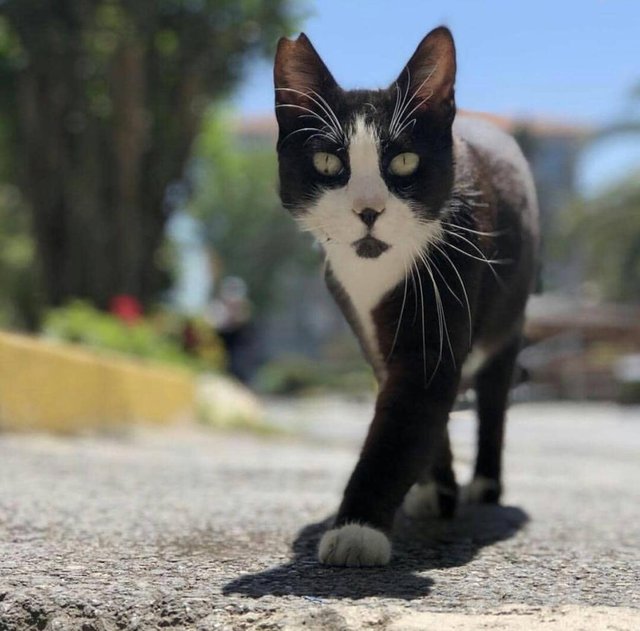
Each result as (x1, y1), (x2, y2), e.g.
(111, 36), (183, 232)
(208, 276), (255, 383)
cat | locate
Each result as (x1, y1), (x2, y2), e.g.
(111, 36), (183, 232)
(273, 26), (539, 566)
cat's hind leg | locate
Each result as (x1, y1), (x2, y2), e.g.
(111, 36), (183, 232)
(464, 336), (521, 504)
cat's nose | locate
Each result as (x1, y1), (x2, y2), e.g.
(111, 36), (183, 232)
(357, 207), (383, 228)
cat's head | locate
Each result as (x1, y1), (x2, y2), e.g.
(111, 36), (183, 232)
(274, 27), (457, 261)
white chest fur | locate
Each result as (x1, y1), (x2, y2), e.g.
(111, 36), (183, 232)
(326, 244), (410, 377)
(301, 116), (442, 379)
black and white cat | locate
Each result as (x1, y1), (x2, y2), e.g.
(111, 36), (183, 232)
(274, 26), (539, 566)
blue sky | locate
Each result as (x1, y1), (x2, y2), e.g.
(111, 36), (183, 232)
(232, 0), (640, 193)
(236, 0), (638, 123)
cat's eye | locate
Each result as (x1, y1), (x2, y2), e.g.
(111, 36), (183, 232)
(389, 152), (420, 177)
(313, 152), (343, 177)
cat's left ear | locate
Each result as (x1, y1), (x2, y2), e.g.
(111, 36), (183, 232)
(392, 26), (456, 121)
(274, 33), (339, 131)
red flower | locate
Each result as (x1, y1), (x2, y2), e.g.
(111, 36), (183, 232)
(109, 294), (142, 324)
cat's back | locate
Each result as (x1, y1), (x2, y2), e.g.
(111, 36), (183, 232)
(453, 114), (539, 234)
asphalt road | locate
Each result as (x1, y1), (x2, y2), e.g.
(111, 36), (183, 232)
(0, 398), (639, 630)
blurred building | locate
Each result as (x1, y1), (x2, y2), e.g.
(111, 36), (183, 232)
(524, 294), (640, 400)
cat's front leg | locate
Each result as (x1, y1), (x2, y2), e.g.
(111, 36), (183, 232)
(318, 370), (459, 566)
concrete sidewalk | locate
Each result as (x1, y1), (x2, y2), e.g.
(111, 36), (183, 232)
(0, 399), (638, 629)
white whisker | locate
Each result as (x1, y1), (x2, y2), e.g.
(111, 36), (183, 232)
(424, 252), (456, 368)
(413, 260), (429, 385)
(303, 131), (341, 146)
(280, 126), (330, 145)
(390, 63), (438, 140)
(276, 102), (339, 141)
(386, 259), (409, 362)
(393, 117), (418, 138)
(416, 250), (447, 374)
(428, 253), (464, 307)
(393, 89), (434, 138)
(451, 185), (484, 198)
(430, 241), (473, 347)
(440, 220), (503, 238)
(443, 229), (511, 265)
(309, 89), (345, 141)
(276, 88), (344, 143)
(390, 69), (413, 138)
(443, 239), (506, 266)
(440, 232), (509, 290)
(408, 261), (419, 325)
(389, 83), (403, 137)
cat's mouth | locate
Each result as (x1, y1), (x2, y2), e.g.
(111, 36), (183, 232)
(352, 235), (390, 259)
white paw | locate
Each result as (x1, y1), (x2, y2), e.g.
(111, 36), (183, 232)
(318, 523), (391, 567)
(461, 476), (501, 504)
(402, 481), (441, 518)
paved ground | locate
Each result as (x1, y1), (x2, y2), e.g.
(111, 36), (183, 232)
(0, 398), (639, 629)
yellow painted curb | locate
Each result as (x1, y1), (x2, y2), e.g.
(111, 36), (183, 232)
(0, 331), (195, 433)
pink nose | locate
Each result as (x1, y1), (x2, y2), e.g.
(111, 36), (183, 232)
(352, 195), (386, 213)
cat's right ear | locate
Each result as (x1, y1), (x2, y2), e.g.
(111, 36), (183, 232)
(274, 33), (339, 130)
(391, 26), (457, 123)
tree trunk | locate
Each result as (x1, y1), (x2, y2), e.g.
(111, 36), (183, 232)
(10, 7), (198, 310)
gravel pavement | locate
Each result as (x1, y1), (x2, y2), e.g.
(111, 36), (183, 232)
(0, 398), (639, 629)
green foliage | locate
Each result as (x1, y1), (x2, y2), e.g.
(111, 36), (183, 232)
(554, 83), (640, 303)
(559, 172), (640, 302)
(44, 301), (225, 372)
(189, 109), (318, 313)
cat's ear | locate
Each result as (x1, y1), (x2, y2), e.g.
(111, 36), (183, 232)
(274, 33), (339, 129)
(392, 26), (456, 121)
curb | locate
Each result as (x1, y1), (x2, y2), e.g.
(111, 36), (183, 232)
(0, 331), (195, 432)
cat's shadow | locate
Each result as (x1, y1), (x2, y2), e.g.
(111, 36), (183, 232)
(222, 503), (528, 600)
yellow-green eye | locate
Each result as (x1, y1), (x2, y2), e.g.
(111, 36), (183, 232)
(389, 152), (419, 176)
(313, 152), (343, 176)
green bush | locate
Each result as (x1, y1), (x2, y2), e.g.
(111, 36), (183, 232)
(44, 301), (225, 372)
